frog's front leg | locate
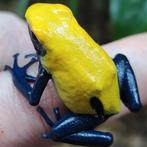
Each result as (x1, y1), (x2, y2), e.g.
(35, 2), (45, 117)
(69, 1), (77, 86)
(4, 53), (52, 106)
(113, 54), (142, 112)
(37, 106), (113, 146)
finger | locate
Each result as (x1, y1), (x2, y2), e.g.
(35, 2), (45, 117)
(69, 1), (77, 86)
(0, 12), (34, 71)
(0, 11), (146, 144)
(102, 33), (147, 119)
(0, 71), (58, 147)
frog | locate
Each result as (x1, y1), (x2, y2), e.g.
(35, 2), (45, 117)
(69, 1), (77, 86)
(5, 3), (142, 147)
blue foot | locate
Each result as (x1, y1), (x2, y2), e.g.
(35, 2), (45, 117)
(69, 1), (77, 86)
(4, 53), (38, 83)
(5, 53), (51, 105)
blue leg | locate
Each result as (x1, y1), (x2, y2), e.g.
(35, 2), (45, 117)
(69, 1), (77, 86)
(113, 54), (142, 112)
(4, 53), (52, 106)
(56, 130), (113, 147)
(40, 112), (107, 139)
(37, 106), (112, 146)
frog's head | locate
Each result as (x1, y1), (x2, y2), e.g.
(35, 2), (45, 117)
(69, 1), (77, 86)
(25, 3), (76, 57)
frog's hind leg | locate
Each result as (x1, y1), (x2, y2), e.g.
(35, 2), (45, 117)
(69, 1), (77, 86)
(37, 106), (113, 146)
(56, 130), (113, 146)
(113, 54), (142, 112)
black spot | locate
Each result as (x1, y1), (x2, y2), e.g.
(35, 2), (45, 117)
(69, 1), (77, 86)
(90, 97), (104, 116)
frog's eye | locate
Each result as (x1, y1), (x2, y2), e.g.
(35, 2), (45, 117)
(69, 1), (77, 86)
(28, 25), (46, 56)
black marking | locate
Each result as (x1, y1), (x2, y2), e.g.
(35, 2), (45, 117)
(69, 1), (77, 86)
(90, 97), (104, 117)
(28, 25), (46, 56)
(37, 106), (54, 127)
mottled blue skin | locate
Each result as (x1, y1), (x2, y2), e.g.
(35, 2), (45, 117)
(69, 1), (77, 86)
(4, 31), (142, 146)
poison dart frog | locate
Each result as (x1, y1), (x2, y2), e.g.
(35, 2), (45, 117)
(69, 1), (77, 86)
(5, 3), (142, 146)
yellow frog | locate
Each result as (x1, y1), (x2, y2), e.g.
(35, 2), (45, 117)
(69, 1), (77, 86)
(25, 3), (120, 115)
(5, 3), (141, 146)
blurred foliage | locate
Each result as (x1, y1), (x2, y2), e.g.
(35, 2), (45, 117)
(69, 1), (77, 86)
(15, 0), (30, 17)
(110, 0), (147, 39)
(0, 0), (110, 44)
(0, 0), (147, 43)
(0, 0), (16, 11)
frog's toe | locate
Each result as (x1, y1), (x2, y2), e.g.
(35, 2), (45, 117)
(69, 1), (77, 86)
(4, 65), (12, 72)
(24, 53), (38, 59)
(4, 53), (38, 83)
(22, 57), (38, 72)
(25, 74), (36, 82)
(12, 53), (20, 68)
(4, 53), (20, 72)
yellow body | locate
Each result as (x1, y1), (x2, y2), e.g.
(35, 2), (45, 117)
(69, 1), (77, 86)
(25, 3), (121, 115)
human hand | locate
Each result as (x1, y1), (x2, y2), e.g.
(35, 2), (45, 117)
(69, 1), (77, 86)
(0, 12), (146, 147)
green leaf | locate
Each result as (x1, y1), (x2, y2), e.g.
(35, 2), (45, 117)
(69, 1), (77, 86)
(110, 0), (147, 39)
(15, 0), (30, 17)
(68, 0), (79, 17)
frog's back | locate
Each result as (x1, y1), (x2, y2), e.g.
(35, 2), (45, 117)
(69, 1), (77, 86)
(50, 33), (121, 115)
(25, 3), (121, 115)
